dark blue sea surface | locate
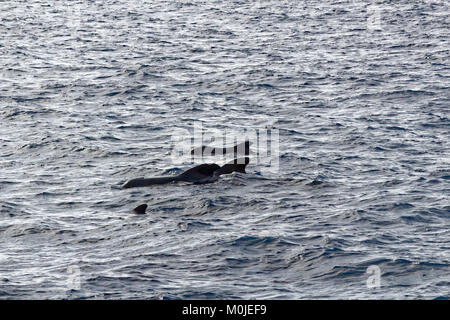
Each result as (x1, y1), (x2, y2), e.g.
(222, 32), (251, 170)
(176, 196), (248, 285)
(0, 0), (449, 299)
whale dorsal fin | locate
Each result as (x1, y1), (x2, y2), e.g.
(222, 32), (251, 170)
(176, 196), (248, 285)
(133, 204), (147, 214)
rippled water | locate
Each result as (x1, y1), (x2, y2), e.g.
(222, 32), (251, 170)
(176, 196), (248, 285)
(0, 0), (449, 299)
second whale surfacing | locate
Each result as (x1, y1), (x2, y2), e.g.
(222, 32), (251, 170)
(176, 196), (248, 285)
(190, 140), (251, 157)
(122, 157), (250, 189)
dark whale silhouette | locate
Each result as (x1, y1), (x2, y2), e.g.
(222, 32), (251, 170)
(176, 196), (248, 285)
(191, 141), (251, 157)
(122, 157), (250, 189)
(133, 204), (148, 214)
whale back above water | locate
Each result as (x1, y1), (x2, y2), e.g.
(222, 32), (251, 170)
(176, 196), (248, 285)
(214, 157), (250, 175)
(122, 158), (249, 189)
(178, 163), (221, 182)
(191, 141), (251, 157)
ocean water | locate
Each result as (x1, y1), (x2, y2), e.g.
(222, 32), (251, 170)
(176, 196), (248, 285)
(0, 0), (449, 299)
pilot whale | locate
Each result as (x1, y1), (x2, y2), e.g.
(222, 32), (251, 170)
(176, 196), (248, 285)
(191, 141), (251, 157)
(133, 204), (148, 214)
(122, 157), (250, 189)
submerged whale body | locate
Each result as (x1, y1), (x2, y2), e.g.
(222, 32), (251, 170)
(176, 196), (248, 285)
(122, 157), (250, 189)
